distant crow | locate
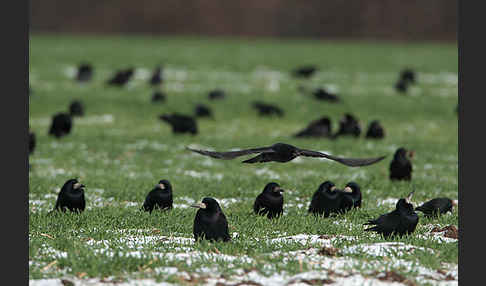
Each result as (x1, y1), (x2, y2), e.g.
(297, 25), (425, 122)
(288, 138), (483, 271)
(48, 113), (72, 138)
(194, 104), (213, 118)
(390, 147), (413, 181)
(208, 89), (225, 100)
(107, 67), (135, 86)
(294, 117), (332, 138)
(151, 91), (166, 103)
(333, 113), (361, 138)
(159, 113), (198, 135)
(365, 120), (385, 139)
(69, 100), (85, 117)
(252, 101), (284, 117)
(292, 66), (318, 79)
(76, 63), (93, 82)
(149, 67), (163, 86)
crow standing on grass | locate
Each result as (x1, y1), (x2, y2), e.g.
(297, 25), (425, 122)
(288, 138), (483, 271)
(389, 147), (413, 181)
(364, 191), (419, 238)
(252, 101), (284, 117)
(365, 120), (385, 139)
(333, 113), (361, 138)
(187, 142), (386, 167)
(292, 65), (318, 79)
(312, 88), (340, 102)
(149, 66), (163, 86)
(253, 182), (284, 219)
(294, 117), (332, 138)
(76, 63), (93, 82)
(308, 181), (358, 217)
(142, 180), (173, 213)
(69, 100), (85, 117)
(159, 113), (198, 135)
(48, 112), (72, 138)
(54, 178), (86, 213)
(107, 67), (135, 86)
(342, 182), (362, 209)
(192, 197), (230, 242)
(151, 91), (166, 103)
(208, 89), (225, 100)
(194, 104), (213, 118)
(415, 197), (454, 217)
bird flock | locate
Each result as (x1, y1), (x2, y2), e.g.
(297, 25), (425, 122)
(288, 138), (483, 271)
(30, 63), (456, 244)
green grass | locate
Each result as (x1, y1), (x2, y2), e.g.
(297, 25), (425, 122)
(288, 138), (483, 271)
(29, 34), (458, 285)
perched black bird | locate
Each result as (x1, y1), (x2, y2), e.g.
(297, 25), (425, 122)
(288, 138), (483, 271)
(159, 113), (198, 135)
(151, 91), (166, 103)
(308, 181), (348, 217)
(365, 120), (385, 139)
(107, 67), (134, 86)
(48, 113), (72, 138)
(208, 89), (225, 100)
(69, 100), (85, 117)
(400, 68), (416, 84)
(252, 101), (284, 117)
(333, 113), (361, 138)
(294, 117), (332, 138)
(312, 88), (340, 102)
(389, 147), (413, 181)
(415, 197), (454, 217)
(194, 104), (213, 118)
(142, 180), (173, 213)
(342, 182), (362, 209)
(187, 142), (386, 167)
(394, 79), (409, 93)
(29, 131), (36, 155)
(192, 197), (230, 242)
(54, 178), (86, 213)
(76, 63), (93, 82)
(253, 182), (284, 219)
(292, 65), (318, 78)
(149, 67), (163, 86)
(364, 191), (419, 238)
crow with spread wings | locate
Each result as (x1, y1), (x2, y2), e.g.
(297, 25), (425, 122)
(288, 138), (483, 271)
(187, 142), (386, 167)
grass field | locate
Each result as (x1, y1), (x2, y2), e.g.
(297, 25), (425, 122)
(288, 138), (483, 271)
(29, 35), (458, 286)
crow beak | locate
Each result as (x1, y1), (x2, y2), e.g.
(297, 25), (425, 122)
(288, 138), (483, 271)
(408, 150), (415, 159)
(191, 202), (207, 209)
(74, 183), (84, 189)
(275, 187), (284, 192)
(405, 191), (414, 204)
(330, 186), (336, 191)
(343, 186), (353, 193)
(158, 183), (165, 190)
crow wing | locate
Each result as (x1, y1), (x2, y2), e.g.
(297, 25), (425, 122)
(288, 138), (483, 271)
(187, 146), (274, 160)
(298, 149), (386, 167)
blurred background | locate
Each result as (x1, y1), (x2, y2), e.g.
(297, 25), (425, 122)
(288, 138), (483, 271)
(30, 0), (456, 41)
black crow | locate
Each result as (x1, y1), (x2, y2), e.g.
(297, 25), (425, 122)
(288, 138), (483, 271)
(54, 178), (86, 213)
(415, 197), (454, 217)
(194, 104), (213, 118)
(149, 66), (163, 86)
(187, 142), (386, 167)
(364, 191), (419, 238)
(394, 79), (409, 93)
(342, 182), (362, 209)
(76, 63), (93, 82)
(400, 68), (416, 84)
(142, 180), (173, 213)
(365, 120), (385, 139)
(308, 181), (347, 217)
(107, 67), (134, 86)
(292, 66), (318, 79)
(294, 117), (332, 138)
(48, 113), (72, 138)
(29, 131), (36, 155)
(253, 182), (284, 219)
(333, 113), (361, 138)
(252, 101), (284, 117)
(192, 197), (230, 242)
(69, 100), (85, 117)
(390, 147), (413, 181)
(159, 113), (198, 135)
(151, 91), (166, 103)
(312, 88), (340, 102)
(208, 89), (225, 100)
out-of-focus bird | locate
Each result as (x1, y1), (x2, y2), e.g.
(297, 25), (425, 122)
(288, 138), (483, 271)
(192, 197), (230, 242)
(107, 67), (134, 86)
(294, 117), (332, 138)
(76, 63), (93, 82)
(333, 113), (361, 138)
(29, 131), (36, 155)
(253, 182), (284, 219)
(149, 66), (163, 86)
(400, 68), (416, 84)
(208, 89), (225, 100)
(309, 181), (342, 217)
(364, 191), (419, 238)
(142, 180), (173, 213)
(389, 147), (413, 181)
(151, 91), (166, 103)
(312, 88), (340, 102)
(252, 101), (284, 117)
(365, 120), (385, 139)
(292, 66), (318, 79)
(194, 104), (213, 118)
(394, 79), (409, 93)
(187, 142), (386, 167)
(54, 178), (86, 213)
(159, 113), (198, 135)
(415, 197), (454, 217)
(48, 113), (72, 138)
(69, 100), (85, 117)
